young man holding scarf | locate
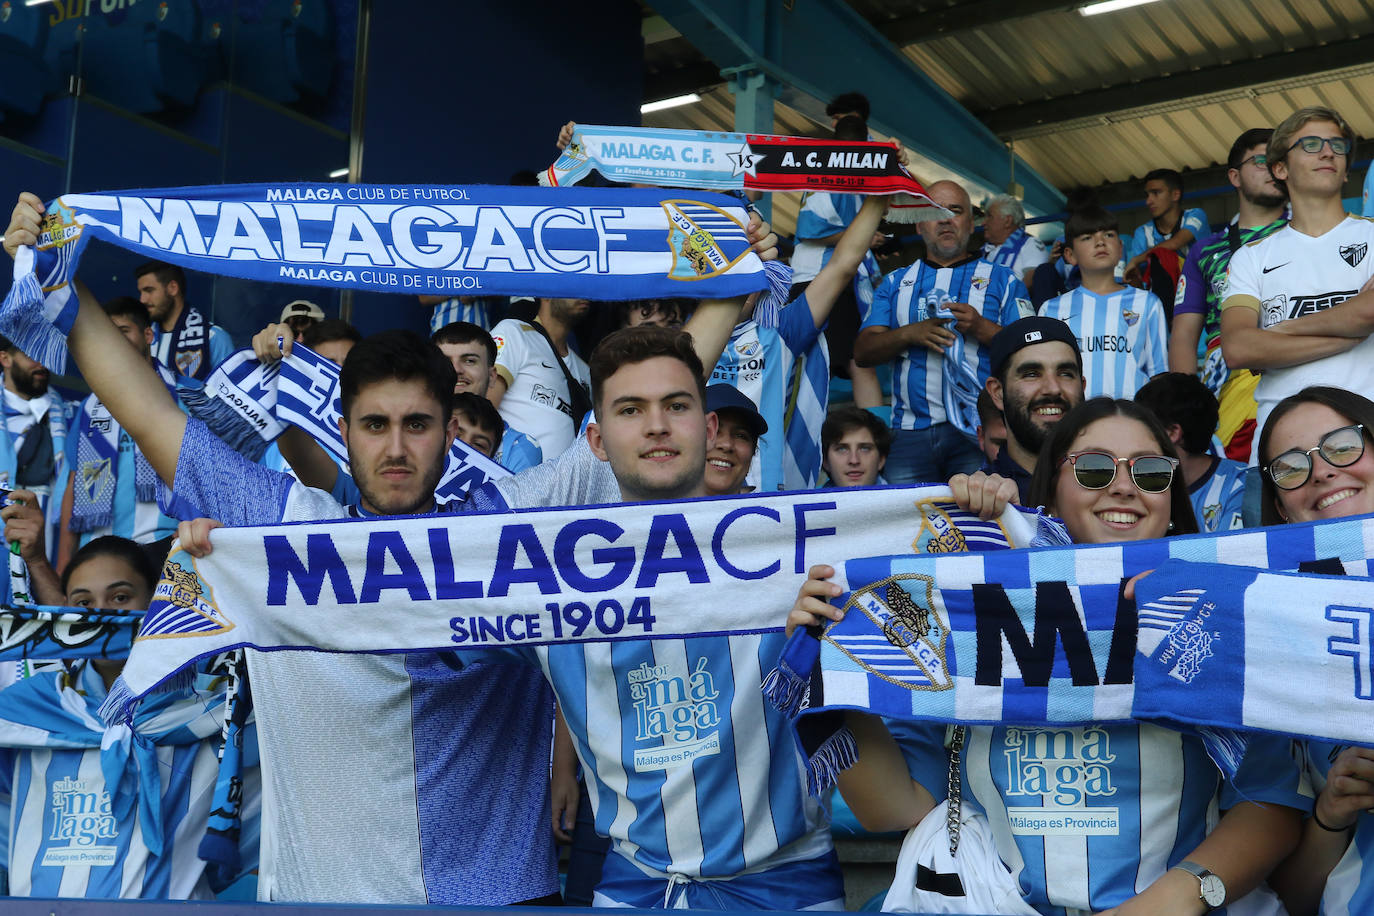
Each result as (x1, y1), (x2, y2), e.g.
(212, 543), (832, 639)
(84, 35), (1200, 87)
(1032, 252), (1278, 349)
(0, 335), (67, 571)
(135, 260), (233, 383)
(463, 325), (847, 910)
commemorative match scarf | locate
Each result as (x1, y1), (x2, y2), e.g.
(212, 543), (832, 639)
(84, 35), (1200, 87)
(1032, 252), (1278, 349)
(100, 486), (1057, 724)
(71, 363), (177, 533)
(181, 343), (510, 500)
(773, 511), (1374, 785)
(2, 185), (783, 374)
(543, 124), (946, 222)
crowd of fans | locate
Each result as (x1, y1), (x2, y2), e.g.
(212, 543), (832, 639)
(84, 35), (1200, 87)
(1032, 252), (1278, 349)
(0, 93), (1370, 915)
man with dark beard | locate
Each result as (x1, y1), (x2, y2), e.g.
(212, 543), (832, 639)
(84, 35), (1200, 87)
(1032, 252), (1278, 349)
(970, 316), (1084, 503)
(0, 336), (67, 561)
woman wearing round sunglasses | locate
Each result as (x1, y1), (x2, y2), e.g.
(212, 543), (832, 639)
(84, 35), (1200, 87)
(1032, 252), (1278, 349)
(789, 398), (1305, 914)
(1254, 387), (1374, 915)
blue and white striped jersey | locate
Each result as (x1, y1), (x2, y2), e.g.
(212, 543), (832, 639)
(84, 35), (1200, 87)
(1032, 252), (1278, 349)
(1126, 208), (1210, 262)
(0, 662), (258, 900)
(1189, 457), (1247, 532)
(791, 192), (861, 284)
(862, 257), (1028, 431)
(710, 297), (827, 491)
(428, 297), (491, 333)
(983, 229), (1048, 280)
(891, 721), (1309, 915)
(485, 633), (835, 884)
(1304, 742), (1374, 915)
(1038, 286), (1167, 399)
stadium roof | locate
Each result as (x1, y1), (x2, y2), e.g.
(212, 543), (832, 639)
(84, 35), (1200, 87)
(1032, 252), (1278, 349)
(642, 0), (1374, 232)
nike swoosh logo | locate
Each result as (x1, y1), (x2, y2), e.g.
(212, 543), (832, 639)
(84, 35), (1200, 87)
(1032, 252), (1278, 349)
(540, 361), (557, 369)
(1262, 263), (1290, 274)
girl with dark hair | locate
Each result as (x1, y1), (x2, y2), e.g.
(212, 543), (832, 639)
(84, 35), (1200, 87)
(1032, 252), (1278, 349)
(0, 535), (259, 899)
(1256, 387), (1374, 915)
(788, 398), (1304, 913)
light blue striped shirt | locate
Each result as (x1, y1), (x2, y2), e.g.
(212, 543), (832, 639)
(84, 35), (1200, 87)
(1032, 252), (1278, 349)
(1038, 286), (1167, 399)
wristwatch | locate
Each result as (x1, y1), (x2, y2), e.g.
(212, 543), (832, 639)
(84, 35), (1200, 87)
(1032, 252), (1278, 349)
(1173, 860), (1226, 911)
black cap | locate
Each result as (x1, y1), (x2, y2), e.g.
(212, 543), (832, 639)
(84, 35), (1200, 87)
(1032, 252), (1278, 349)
(705, 384), (768, 439)
(988, 316), (1082, 378)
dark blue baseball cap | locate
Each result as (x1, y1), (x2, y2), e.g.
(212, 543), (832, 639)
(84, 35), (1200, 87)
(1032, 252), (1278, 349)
(988, 316), (1082, 378)
(705, 384), (767, 439)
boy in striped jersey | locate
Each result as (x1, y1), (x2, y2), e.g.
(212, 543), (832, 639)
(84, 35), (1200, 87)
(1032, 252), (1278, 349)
(1040, 207), (1168, 399)
(856, 180), (1030, 485)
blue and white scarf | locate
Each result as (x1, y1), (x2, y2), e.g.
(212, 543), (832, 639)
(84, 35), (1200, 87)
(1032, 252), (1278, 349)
(182, 343), (511, 500)
(2, 185), (780, 374)
(543, 124), (947, 222)
(773, 512), (1374, 784)
(0, 659), (225, 859)
(71, 363), (177, 533)
(0, 605), (139, 660)
(100, 486), (1056, 724)
(154, 304), (216, 381)
(933, 304), (982, 442)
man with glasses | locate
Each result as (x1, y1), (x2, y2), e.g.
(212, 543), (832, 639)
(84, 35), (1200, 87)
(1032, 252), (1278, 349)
(1170, 129), (1288, 466)
(1221, 107), (1374, 473)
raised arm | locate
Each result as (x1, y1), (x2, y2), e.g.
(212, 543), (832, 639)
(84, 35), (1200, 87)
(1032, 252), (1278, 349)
(683, 211), (778, 374)
(5, 193), (187, 484)
(800, 196), (889, 330)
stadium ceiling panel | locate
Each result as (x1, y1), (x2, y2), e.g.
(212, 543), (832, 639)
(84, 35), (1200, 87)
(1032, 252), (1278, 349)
(643, 0), (1374, 214)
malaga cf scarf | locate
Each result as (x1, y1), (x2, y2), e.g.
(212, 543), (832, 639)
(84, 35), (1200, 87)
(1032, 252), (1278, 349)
(2, 184), (783, 374)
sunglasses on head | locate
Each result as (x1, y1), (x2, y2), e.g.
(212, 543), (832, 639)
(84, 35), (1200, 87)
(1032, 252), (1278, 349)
(1265, 424), (1366, 491)
(1288, 135), (1353, 156)
(1060, 451), (1178, 494)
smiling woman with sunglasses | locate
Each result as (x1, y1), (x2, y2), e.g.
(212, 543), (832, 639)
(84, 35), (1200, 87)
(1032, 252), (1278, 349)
(1256, 387), (1374, 916)
(786, 399), (1315, 914)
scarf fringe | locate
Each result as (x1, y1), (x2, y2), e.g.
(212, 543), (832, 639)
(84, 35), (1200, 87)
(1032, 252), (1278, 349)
(806, 724), (857, 796)
(0, 269), (69, 375)
(753, 259), (792, 330)
(762, 661), (810, 717)
(179, 385), (272, 462)
(99, 668), (196, 728)
(1197, 726), (1248, 782)
(885, 193), (950, 224)
(69, 507), (113, 534)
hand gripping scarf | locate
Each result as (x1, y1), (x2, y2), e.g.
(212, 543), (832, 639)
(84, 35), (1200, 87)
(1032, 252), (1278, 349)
(1, 184), (787, 374)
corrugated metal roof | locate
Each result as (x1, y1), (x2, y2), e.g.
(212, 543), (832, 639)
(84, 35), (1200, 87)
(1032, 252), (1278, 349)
(644, 0), (1374, 218)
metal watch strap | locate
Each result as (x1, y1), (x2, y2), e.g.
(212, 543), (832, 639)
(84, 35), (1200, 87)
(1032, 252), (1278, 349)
(1174, 860), (1225, 911)
(945, 725), (966, 856)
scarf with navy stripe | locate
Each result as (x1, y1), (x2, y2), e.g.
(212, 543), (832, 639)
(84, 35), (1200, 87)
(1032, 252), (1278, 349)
(1, 185), (787, 375)
(70, 362), (177, 533)
(771, 512), (1374, 787)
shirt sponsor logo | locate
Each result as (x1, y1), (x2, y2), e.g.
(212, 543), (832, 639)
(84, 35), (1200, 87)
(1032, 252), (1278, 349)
(629, 658), (722, 770)
(1004, 726), (1120, 836)
(43, 777), (118, 867)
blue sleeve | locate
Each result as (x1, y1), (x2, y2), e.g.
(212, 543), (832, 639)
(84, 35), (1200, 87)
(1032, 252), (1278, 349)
(999, 274), (1031, 325)
(171, 417), (296, 526)
(1174, 242), (1207, 316)
(795, 193), (853, 241)
(330, 469), (361, 506)
(885, 718), (951, 800)
(1220, 474), (1246, 531)
(1181, 208), (1210, 242)
(1365, 168), (1374, 217)
(209, 326), (235, 372)
(1220, 734), (1312, 813)
(501, 428), (542, 472)
(1126, 225), (1148, 262)
(777, 292), (824, 352)
(1143, 294), (1169, 379)
(861, 272), (899, 332)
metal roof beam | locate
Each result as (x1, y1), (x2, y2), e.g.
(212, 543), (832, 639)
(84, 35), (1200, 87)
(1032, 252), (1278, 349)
(979, 36), (1374, 139)
(646, 0), (1065, 213)
(875, 0), (1080, 48)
